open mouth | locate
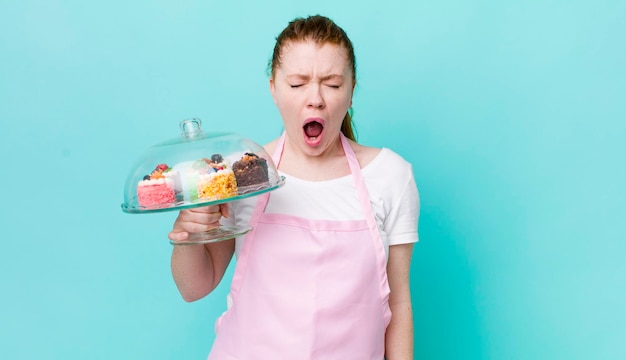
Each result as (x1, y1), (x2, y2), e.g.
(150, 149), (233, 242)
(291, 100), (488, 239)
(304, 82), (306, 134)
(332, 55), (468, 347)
(303, 119), (324, 140)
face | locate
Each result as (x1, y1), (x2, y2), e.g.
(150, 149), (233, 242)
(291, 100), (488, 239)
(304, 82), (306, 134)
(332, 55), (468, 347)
(270, 40), (354, 158)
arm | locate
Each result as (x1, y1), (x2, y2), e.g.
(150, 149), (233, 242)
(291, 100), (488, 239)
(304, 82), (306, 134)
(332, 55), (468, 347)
(169, 204), (235, 302)
(385, 242), (415, 360)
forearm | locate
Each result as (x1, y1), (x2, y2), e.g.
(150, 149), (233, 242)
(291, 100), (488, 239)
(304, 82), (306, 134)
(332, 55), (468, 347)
(171, 240), (234, 302)
(169, 205), (234, 302)
(385, 243), (415, 359)
(385, 300), (414, 359)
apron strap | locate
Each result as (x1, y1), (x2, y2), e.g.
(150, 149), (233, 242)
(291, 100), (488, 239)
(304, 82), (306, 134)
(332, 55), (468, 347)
(271, 132), (286, 168)
(339, 134), (391, 305)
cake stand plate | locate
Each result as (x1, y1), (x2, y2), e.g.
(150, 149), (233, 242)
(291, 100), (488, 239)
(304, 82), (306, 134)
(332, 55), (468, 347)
(121, 176), (285, 214)
(121, 176), (285, 246)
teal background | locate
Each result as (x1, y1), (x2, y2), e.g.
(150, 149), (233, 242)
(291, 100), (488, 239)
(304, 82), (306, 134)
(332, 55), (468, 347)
(1, 0), (624, 359)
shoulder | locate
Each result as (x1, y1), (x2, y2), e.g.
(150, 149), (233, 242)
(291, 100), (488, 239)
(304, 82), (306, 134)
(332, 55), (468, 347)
(362, 147), (417, 197)
(364, 146), (414, 173)
(378, 148), (414, 170)
(347, 140), (382, 169)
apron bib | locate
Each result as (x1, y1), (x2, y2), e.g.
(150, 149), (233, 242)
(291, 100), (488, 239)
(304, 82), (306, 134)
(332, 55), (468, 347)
(208, 133), (391, 360)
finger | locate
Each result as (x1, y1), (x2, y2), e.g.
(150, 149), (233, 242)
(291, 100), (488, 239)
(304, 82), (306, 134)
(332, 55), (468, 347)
(168, 230), (189, 242)
(173, 209), (223, 233)
(177, 207), (220, 221)
(173, 218), (221, 233)
(186, 205), (216, 214)
(186, 205), (226, 222)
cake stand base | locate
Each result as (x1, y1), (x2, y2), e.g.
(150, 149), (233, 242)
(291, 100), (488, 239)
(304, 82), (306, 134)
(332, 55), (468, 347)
(170, 225), (253, 245)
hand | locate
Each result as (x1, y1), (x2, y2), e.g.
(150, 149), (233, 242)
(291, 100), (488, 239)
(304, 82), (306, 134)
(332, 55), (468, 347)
(168, 203), (230, 242)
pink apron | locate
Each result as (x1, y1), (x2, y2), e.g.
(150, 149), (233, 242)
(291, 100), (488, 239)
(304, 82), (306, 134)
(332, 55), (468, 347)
(208, 133), (391, 360)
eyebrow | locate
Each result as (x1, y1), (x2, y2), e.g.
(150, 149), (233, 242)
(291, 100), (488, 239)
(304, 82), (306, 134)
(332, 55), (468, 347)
(286, 74), (344, 81)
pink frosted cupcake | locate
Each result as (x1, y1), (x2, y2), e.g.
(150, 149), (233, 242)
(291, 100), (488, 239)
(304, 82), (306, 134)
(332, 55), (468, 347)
(137, 164), (177, 207)
(137, 178), (176, 207)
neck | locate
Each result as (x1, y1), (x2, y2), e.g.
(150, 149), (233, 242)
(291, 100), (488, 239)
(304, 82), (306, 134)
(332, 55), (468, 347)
(278, 134), (350, 181)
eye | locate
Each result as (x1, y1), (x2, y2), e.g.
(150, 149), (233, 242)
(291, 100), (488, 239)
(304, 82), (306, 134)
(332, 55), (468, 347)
(326, 84), (341, 89)
(290, 84), (303, 88)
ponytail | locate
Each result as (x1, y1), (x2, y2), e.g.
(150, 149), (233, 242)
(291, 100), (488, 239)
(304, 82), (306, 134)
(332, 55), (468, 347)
(340, 109), (356, 142)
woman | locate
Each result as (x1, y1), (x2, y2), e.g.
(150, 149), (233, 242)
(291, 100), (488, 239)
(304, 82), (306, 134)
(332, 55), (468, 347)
(169, 15), (419, 359)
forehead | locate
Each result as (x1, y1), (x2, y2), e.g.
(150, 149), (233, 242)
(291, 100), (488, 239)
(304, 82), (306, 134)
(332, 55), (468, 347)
(277, 40), (351, 74)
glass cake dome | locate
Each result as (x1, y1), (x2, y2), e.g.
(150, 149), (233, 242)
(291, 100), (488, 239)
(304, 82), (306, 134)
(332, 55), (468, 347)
(121, 118), (285, 245)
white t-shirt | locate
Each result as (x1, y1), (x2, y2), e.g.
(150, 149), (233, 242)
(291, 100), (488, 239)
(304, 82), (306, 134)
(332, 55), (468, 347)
(222, 148), (420, 260)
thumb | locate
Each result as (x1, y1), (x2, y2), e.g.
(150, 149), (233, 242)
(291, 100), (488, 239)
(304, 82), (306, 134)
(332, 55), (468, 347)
(219, 203), (230, 218)
(168, 230), (189, 242)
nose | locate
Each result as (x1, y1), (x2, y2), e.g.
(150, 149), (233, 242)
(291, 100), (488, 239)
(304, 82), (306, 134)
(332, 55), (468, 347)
(307, 85), (325, 109)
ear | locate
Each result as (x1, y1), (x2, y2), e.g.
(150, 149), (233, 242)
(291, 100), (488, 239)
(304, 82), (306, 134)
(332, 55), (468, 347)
(269, 78), (278, 105)
(350, 82), (355, 107)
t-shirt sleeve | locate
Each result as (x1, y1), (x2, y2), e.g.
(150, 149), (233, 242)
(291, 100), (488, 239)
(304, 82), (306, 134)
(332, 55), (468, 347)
(384, 161), (420, 246)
